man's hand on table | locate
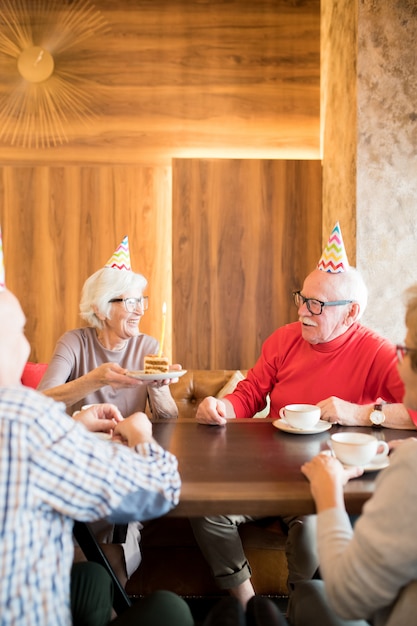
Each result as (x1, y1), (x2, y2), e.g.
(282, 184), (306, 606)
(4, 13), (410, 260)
(196, 396), (236, 425)
(317, 396), (368, 426)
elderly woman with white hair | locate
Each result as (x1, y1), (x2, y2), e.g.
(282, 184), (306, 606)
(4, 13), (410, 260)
(38, 240), (179, 419)
(38, 237), (179, 580)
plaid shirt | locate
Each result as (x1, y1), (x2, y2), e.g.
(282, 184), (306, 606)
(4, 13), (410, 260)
(0, 386), (180, 626)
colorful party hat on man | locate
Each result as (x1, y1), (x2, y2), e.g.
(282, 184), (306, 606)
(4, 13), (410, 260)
(0, 227), (5, 292)
(317, 222), (349, 273)
(104, 235), (131, 271)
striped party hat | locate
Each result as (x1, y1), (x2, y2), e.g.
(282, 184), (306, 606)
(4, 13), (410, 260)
(104, 235), (131, 271)
(317, 222), (349, 273)
(0, 227), (5, 291)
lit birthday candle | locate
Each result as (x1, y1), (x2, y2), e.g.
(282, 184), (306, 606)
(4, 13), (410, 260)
(158, 301), (167, 357)
(0, 226), (5, 291)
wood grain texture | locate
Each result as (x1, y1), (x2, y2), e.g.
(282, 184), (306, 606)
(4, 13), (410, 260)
(0, 165), (171, 363)
(0, 0), (324, 366)
(321, 0), (357, 262)
(173, 158), (322, 370)
(0, 0), (320, 162)
(150, 420), (411, 517)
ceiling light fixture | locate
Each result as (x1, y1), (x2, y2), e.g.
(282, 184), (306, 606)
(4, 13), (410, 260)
(0, 0), (109, 148)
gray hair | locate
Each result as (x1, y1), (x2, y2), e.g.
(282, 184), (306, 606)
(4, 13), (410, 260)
(80, 267), (147, 329)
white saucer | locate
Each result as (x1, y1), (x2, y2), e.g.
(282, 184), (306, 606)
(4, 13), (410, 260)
(362, 457), (390, 472)
(322, 450), (390, 473)
(126, 369), (187, 381)
(273, 419), (332, 435)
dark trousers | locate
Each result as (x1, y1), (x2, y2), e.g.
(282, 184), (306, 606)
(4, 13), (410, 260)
(71, 562), (194, 626)
(202, 596), (289, 626)
(287, 580), (368, 626)
(71, 562), (113, 626)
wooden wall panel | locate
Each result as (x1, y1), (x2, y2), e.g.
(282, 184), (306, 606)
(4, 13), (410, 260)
(321, 0), (357, 263)
(0, 1), (324, 367)
(0, 165), (171, 363)
(172, 159), (322, 370)
(0, 0), (320, 163)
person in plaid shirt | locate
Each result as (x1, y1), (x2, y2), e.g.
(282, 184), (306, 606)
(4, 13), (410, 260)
(0, 285), (191, 626)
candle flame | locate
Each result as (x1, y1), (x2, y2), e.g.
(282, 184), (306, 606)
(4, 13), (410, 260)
(158, 301), (167, 357)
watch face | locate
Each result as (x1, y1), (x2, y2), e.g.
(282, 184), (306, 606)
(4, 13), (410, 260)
(370, 410), (385, 425)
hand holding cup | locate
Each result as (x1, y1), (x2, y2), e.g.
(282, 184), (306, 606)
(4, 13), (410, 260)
(330, 432), (389, 466)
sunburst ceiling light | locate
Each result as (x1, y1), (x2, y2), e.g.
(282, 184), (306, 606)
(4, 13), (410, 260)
(0, 0), (109, 148)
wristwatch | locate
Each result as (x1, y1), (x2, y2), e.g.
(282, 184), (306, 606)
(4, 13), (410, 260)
(369, 403), (386, 426)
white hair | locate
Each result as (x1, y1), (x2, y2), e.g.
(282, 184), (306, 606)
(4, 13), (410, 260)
(331, 267), (368, 319)
(80, 267), (147, 329)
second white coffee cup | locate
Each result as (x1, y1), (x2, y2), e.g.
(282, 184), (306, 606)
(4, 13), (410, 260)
(330, 432), (389, 466)
(279, 404), (321, 430)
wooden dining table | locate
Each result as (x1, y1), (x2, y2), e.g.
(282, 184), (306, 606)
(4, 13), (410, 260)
(151, 417), (413, 518)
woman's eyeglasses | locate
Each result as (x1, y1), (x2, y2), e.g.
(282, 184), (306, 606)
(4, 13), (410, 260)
(108, 297), (149, 313)
(396, 344), (417, 362)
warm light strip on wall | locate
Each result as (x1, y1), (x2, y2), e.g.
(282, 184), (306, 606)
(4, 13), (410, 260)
(171, 147), (321, 160)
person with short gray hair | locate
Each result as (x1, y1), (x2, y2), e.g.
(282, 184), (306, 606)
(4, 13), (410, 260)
(191, 224), (415, 609)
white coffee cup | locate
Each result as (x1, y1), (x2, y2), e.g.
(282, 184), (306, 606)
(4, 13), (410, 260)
(279, 404), (321, 430)
(330, 432), (389, 466)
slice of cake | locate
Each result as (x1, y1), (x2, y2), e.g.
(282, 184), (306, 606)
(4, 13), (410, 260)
(144, 354), (169, 374)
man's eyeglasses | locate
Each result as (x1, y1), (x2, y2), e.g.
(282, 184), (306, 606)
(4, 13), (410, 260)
(396, 344), (417, 362)
(293, 291), (354, 316)
(108, 297), (149, 313)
